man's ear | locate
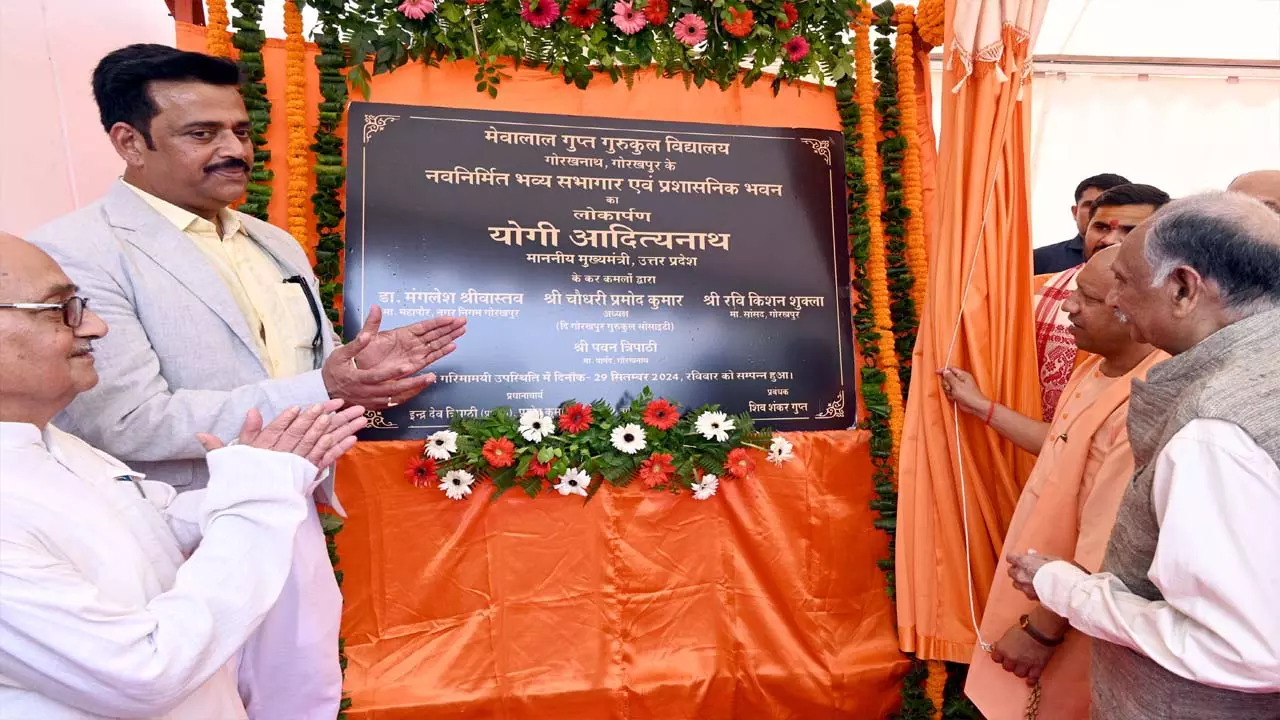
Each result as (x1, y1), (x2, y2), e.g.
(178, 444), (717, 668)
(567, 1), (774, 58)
(1167, 265), (1206, 318)
(108, 122), (148, 167)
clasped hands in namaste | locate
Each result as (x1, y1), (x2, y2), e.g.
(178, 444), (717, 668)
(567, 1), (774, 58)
(320, 305), (467, 410)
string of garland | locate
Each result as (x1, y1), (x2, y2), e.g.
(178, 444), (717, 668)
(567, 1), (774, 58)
(915, 0), (944, 49)
(231, 0), (273, 220)
(852, 8), (906, 458)
(205, 0), (234, 57)
(871, 1), (916, 396)
(894, 4), (929, 313)
(306, 0), (859, 99)
(304, 0), (351, 333)
(284, 0), (311, 249)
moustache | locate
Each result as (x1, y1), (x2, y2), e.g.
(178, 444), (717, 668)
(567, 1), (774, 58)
(204, 159), (250, 174)
(70, 342), (94, 357)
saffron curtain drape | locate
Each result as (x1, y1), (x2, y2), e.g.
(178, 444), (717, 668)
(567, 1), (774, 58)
(894, 0), (1048, 662)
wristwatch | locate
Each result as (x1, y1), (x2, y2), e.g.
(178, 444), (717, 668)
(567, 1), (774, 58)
(1019, 614), (1066, 647)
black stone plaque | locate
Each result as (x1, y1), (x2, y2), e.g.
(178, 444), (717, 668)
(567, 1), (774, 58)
(345, 101), (854, 440)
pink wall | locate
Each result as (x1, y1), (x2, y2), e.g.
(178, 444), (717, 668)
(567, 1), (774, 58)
(0, 0), (175, 235)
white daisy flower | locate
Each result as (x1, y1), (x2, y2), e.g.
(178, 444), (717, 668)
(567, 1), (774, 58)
(519, 409), (556, 443)
(694, 411), (736, 442)
(425, 430), (459, 460)
(438, 469), (476, 501)
(610, 423), (647, 455)
(691, 473), (719, 500)
(554, 467), (591, 497)
(767, 436), (795, 465)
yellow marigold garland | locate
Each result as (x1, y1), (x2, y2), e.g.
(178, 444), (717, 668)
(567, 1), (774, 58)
(853, 7), (905, 455)
(284, 0), (311, 252)
(896, 4), (928, 311)
(915, 0), (944, 48)
(205, 0), (234, 58)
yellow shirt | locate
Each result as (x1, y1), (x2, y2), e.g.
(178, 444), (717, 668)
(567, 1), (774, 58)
(125, 182), (317, 379)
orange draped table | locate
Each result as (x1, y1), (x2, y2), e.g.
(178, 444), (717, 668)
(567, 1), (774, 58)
(333, 430), (907, 718)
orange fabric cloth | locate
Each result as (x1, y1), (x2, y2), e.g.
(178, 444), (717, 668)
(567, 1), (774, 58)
(895, 1), (1044, 663)
(964, 351), (1166, 719)
(334, 433), (907, 718)
(176, 22), (912, 715)
(1033, 265), (1083, 422)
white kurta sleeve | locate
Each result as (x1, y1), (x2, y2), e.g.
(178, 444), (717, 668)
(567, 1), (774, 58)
(0, 446), (315, 718)
(1035, 418), (1280, 692)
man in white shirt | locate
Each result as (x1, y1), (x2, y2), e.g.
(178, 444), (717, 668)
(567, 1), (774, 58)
(1006, 192), (1280, 719)
(0, 232), (370, 717)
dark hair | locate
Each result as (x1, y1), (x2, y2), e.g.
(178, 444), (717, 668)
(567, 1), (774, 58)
(1146, 192), (1280, 312)
(1089, 183), (1172, 219)
(1074, 173), (1131, 202)
(92, 44), (241, 147)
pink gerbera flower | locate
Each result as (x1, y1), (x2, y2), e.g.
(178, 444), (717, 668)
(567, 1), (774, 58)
(612, 0), (648, 34)
(673, 13), (707, 46)
(784, 35), (810, 63)
(522, 0), (562, 27)
(397, 0), (436, 19)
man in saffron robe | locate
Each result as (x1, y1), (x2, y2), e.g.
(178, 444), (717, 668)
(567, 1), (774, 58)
(1033, 184), (1169, 422)
(945, 247), (1166, 719)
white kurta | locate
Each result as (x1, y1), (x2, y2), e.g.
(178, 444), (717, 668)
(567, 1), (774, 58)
(0, 422), (315, 718)
(1035, 418), (1280, 692)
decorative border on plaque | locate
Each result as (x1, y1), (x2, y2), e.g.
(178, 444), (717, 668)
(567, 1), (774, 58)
(814, 389), (846, 419)
(801, 138), (833, 166)
(363, 114), (400, 144)
(364, 410), (398, 429)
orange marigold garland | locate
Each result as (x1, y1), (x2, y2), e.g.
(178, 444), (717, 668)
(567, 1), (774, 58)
(853, 7), (906, 455)
(915, 0), (944, 48)
(205, 0), (234, 58)
(896, 4), (929, 312)
(284, 0), (311, 251)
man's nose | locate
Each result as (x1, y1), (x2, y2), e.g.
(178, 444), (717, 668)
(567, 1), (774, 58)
(76, 309), (109, 339)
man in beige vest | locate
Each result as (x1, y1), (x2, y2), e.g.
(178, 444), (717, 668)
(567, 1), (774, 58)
(1008, 192), (1280, 718)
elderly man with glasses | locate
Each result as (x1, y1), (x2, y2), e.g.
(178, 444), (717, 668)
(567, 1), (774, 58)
(0, 232), (368, 717)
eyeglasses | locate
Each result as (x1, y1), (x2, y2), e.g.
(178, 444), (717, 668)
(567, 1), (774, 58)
(0, 296), (88, 328)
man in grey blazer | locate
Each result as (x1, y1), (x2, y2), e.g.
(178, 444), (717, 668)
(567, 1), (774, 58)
(29, 44), (465, 719)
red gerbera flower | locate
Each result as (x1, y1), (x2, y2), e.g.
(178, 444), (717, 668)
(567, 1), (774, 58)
(722, 7), (754, 38)
(724, 447), (755, 479)
(405, 457), (438, 488)
(776, 1), (797, 29)
(521, 0), (561, 27)
(564, 0), (601, 28)
(784, 35), (810, 63)
(558, 403), (594, 433)
(642, 399), (680, 430)
(637, 452), (676, 488)
(467, 0), (488, 5)
(528, 457), (552, 477)
(482, 437), (517, 468)
(643, 0), (669, 26)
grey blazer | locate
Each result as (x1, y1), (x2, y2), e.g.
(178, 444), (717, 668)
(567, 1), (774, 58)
(30, 180), (339, 491)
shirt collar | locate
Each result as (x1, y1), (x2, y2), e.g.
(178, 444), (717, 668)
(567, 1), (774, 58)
(0, 422), (44, 450)
(122, 180), (242, 240)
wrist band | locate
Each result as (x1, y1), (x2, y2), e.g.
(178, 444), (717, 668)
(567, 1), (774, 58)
(984, 401), (996, 425)
(1019, 614), (1065, 647)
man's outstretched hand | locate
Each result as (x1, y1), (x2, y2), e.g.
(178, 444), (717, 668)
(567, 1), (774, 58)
(321, 305), (466, 410)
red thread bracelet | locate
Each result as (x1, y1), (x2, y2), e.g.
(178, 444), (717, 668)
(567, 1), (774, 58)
(984, 401), (996, 425)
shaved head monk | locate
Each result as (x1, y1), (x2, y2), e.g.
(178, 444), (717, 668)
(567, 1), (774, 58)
(945, 247), (1167, 719)
(1228, 169), (1280, 213)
